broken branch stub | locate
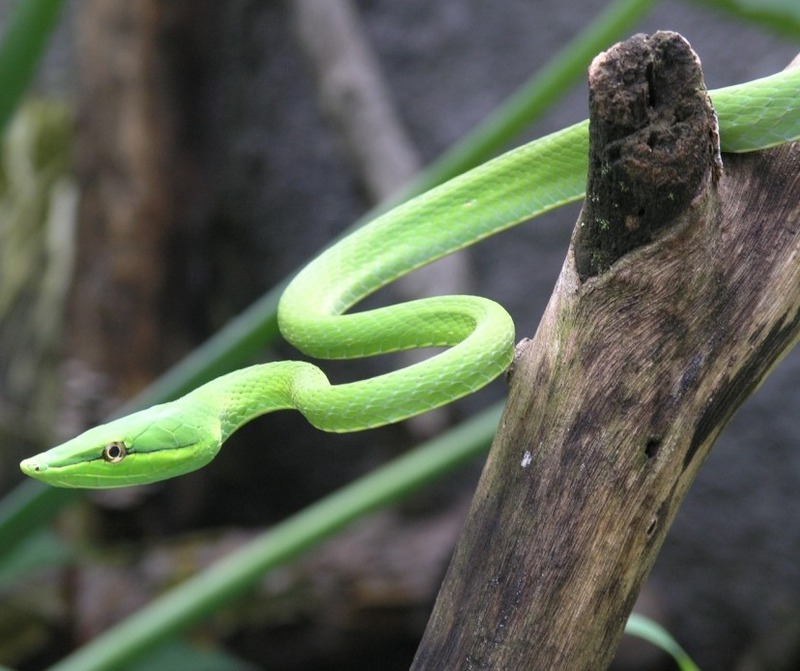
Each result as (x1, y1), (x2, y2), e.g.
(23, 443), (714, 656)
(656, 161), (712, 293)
(575, 32), (720, 280)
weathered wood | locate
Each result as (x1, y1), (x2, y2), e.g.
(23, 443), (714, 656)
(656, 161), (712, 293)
(413, 32), (800, 670)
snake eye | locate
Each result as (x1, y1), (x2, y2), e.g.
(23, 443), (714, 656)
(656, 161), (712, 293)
(102, 441), (128, 463)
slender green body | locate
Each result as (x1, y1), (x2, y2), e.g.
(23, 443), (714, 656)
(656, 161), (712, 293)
(20, 69), (800, 488)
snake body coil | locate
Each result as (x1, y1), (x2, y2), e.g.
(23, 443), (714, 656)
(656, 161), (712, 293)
(20, 69), (800, 488)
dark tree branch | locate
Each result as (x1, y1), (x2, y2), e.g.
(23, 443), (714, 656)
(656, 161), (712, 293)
(413, 32), (800, 670)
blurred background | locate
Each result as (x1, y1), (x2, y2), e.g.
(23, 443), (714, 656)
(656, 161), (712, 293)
(0, 0), (798, 669)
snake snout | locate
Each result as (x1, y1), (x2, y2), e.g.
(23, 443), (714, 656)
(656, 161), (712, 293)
(20, 457), (46, 475)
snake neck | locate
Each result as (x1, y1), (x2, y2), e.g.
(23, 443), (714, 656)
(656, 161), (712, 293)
(183, 362), (322, 444)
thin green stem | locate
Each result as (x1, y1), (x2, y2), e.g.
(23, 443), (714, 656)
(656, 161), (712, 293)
(624, 613), (701, 671)
(0, 0), (65, 132)
(0, 0), (72, 553)
(407, 0), (659, 191)
(46, 405), (504, 671)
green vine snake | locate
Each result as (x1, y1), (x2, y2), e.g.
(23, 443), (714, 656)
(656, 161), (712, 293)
(20, 68), (800, 488)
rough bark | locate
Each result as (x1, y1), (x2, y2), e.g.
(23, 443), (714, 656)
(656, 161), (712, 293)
(413, 32), (800, 670)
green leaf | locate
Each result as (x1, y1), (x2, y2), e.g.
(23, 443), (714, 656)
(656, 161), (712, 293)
(128, 640), (259, 671)
(0, 0), (65, 133)
(0, 528), (71, 589)
(694, 0), (800, 38)
(625, 612), (701, 671)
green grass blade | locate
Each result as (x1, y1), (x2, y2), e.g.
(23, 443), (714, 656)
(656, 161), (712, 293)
(45, 405), (504, 671)
(0, 0), (65, 132)
(0, 480), (76, 561)
(693, 0), (800, 39)
(625, 612), (701, 671)
(413, 0), (659, 190)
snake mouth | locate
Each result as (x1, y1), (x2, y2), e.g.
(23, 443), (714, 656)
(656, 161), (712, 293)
(20, 457), (46, 476)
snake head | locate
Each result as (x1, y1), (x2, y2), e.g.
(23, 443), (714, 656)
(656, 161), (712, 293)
(20, 401), (222, 488)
